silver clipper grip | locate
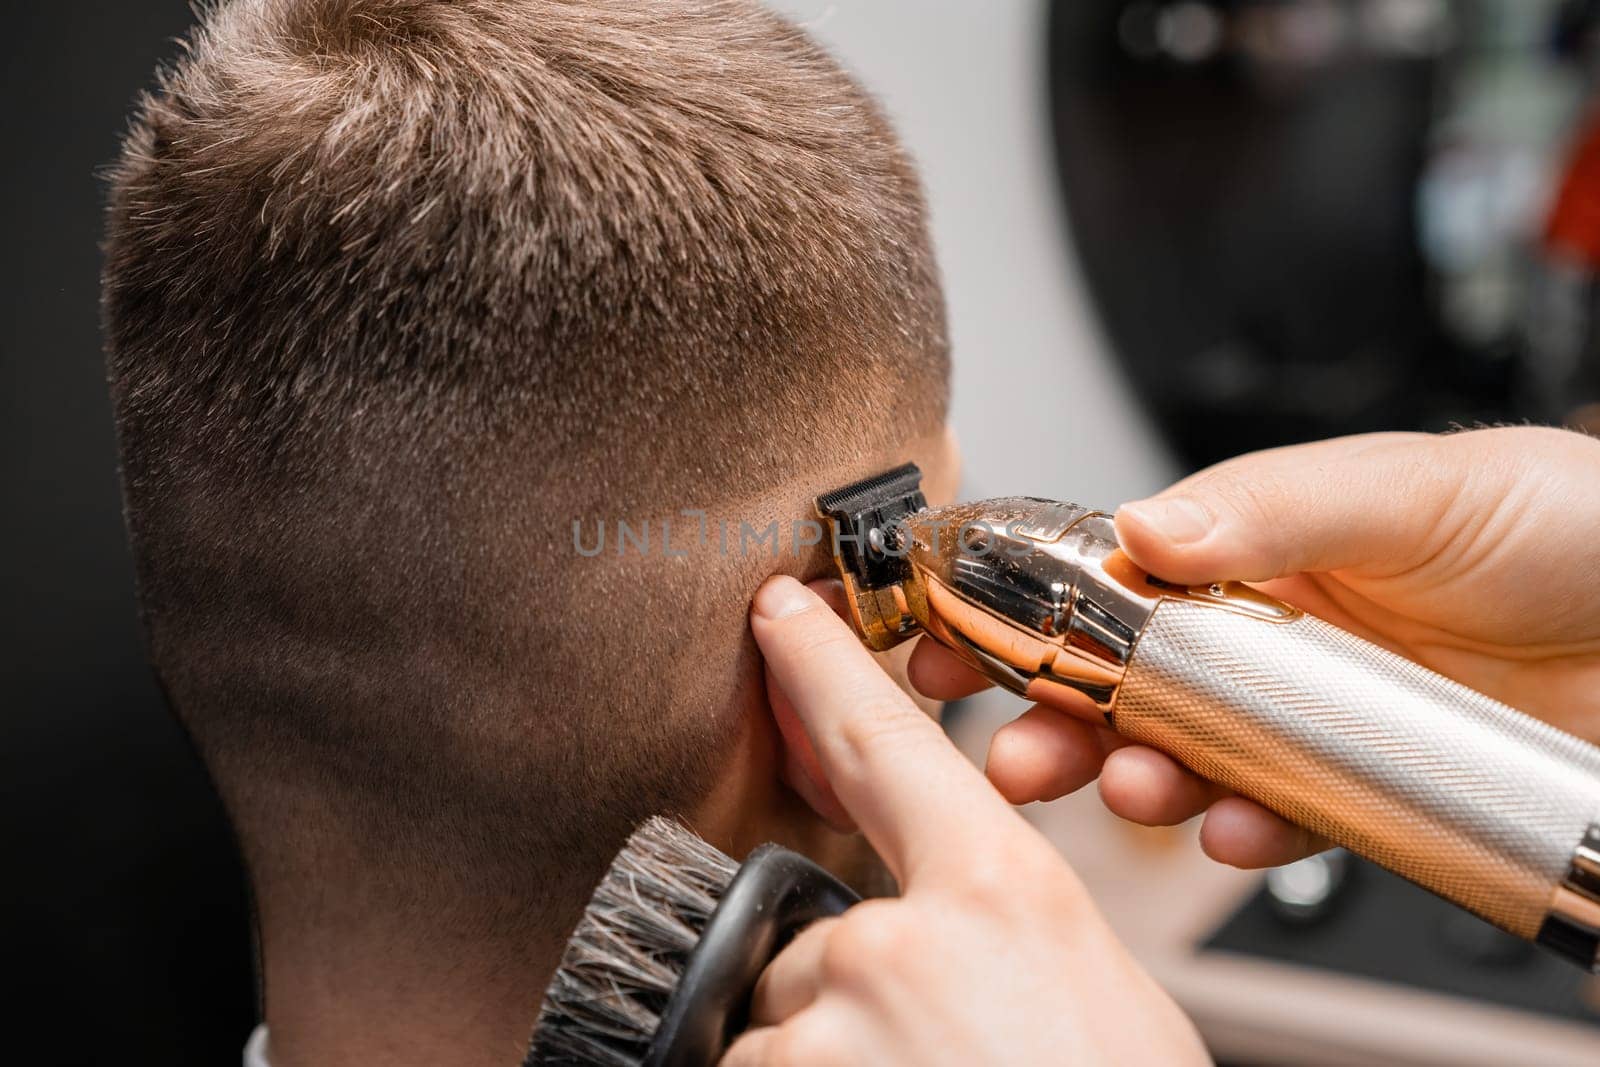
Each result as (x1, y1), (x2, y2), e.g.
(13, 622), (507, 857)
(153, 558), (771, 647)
(1113, 598), (1600, 967)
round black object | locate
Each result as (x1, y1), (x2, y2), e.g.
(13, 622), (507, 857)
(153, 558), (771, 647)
(643, 845), (860, 1067)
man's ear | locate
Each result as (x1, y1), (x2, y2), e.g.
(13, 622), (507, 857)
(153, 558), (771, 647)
(760, 577), (945, 833)
(751, 434), (960, 833)
(764, 649), (856, 833)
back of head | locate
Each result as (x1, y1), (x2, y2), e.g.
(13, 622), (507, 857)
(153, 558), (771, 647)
(103, 0), (947, 945)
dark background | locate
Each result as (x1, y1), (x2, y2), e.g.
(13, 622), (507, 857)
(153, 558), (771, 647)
(7, 2), (1597, 1063)
(1048, 0), (1600, 468)
(3, 5), (257, 1063)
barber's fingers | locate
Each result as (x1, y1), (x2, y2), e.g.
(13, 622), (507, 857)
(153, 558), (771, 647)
(1105, 747), (1332, 867)
(988, 712), (1329, 865)
(718, 1024), (778, 1067)
(906, 635), (991, 700)
(985, 705), (1126, 805)
(749, 917), (838, 1025)
(751, 576), (1029, 885)
(765, 665), (855, 833)
(720, 1010), (849, 1067)
(985, 709), (1217, 822)
(1115, 432), (1460, 585)
(1094, 747), (1231, 827)
(1200, 798), (1333, 868)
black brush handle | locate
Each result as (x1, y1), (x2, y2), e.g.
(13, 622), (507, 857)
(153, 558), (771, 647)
(644, 845), (860, 1067)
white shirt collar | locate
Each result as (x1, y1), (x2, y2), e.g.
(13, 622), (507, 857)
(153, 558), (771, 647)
(243, 1025), (271, 1067)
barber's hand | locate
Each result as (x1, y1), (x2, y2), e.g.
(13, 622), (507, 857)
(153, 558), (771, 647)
(725, 576), (1209, 1067)
(913, 426), (1600, 869)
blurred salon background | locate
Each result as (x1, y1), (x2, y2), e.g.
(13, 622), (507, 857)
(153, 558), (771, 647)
(6, 1), (1599, 1063)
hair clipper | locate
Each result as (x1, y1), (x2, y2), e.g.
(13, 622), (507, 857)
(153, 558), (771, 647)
(816, 464), (1600, 970)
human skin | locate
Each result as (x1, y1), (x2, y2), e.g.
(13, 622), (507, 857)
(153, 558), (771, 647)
(911, 426), (1600, 868)
(255, 431), (963, 1067)
(724, 575), (1209, 1066)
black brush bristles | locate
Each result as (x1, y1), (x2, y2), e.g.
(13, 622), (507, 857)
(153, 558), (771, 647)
(527, 818), (739, 1067)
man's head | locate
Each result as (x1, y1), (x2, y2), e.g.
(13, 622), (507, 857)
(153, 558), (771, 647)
(103, 0), (949, 949)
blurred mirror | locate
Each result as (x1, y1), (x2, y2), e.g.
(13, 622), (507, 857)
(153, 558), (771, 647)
(1049, 0), (1600, 469)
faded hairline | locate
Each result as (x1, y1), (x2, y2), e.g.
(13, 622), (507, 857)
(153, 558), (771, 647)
(102, 0), (949, 937)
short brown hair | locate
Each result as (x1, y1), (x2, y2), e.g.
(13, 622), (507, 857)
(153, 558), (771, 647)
(103, 0), (947, 936)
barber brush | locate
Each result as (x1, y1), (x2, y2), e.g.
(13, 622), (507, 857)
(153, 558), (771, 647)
(527, 817), (858, 1066)
(816, 464), (1600, 970)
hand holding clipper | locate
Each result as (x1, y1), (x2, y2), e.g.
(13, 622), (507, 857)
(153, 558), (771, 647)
(725, 577), (1209, 1067)
(816, 448), (1600, 970)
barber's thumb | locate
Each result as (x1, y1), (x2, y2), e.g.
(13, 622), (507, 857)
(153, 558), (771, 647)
(1119, 489), (1311, 585)
(1112, 441), (1445, 586)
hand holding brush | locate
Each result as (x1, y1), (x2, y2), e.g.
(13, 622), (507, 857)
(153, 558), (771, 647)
(530, 573), (1208, 1065)
(717, 576), (1209, 1066)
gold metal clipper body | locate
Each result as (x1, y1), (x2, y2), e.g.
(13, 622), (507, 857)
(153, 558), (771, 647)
(817, 464), (1600, 970)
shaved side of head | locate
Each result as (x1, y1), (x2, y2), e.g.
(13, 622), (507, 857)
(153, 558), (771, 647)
(103, 0), (948, 945)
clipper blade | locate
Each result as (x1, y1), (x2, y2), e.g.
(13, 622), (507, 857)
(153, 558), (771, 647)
(815, 462), (927, 591)
(815, 463), (928, 651)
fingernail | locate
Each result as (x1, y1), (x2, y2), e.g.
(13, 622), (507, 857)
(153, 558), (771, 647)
(1121, 497), (1214, 546)
(753, 575), (813, 620)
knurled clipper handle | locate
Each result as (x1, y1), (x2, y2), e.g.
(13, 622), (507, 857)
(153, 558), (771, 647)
(1114, 599), (1600, 967)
